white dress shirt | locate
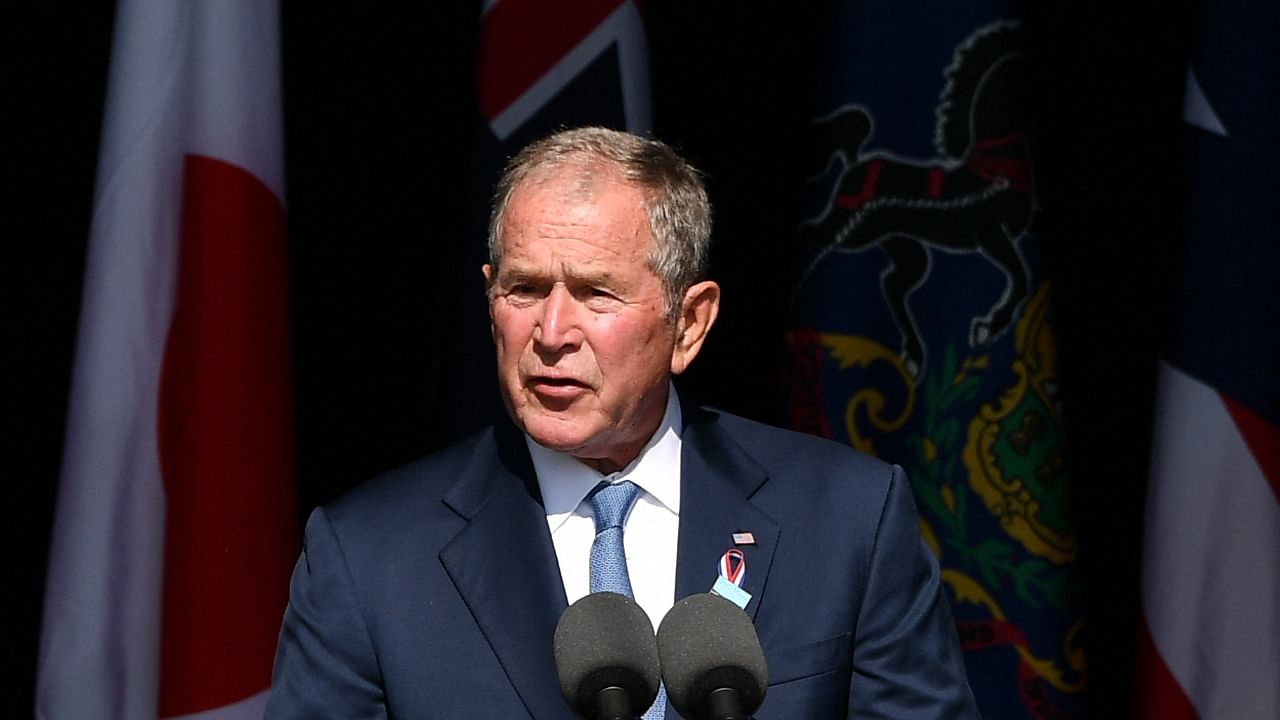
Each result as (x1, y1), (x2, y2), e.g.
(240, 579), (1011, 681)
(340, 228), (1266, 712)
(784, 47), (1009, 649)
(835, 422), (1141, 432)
(526, 387), (682, 633)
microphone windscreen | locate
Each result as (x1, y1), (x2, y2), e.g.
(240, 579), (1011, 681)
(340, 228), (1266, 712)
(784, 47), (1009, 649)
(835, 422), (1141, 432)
(656, 593), (768, 719)
(554, 592), (661, 718)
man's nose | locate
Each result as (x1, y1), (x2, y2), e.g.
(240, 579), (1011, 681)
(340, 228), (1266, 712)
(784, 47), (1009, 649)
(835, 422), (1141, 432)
(534, 285), (583, 351)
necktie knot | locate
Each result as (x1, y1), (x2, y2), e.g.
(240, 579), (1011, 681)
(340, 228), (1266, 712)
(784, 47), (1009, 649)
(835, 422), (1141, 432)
(589, 480), (640, 533)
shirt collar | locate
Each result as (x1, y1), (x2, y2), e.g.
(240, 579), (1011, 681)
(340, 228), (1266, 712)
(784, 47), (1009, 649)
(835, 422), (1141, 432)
(528, 383), (683, 528)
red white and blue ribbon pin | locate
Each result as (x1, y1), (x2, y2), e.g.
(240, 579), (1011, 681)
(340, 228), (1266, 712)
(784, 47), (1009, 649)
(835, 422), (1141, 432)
(710, 548), (751, 610)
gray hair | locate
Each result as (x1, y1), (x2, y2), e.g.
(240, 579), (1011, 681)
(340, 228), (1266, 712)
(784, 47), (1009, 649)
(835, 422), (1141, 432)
(487, 127), (712, 319)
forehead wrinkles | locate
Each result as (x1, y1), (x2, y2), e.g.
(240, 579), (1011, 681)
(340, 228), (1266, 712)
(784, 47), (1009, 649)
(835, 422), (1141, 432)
(505, 213), (639, 261)
(499, 241), (636, 291)
(502, 182), (651, 267)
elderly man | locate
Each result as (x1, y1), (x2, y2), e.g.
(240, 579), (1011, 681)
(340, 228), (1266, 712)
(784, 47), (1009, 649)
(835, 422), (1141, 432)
(267, 128), (979, 718)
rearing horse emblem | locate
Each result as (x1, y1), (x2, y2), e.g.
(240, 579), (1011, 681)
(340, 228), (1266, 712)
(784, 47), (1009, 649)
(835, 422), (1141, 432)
(799, 21), (1035, 378)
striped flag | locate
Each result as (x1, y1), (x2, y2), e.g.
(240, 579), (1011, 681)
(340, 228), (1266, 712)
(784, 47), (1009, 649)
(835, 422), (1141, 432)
(36, 2), (296, 718)
(1135, 1), (1280, 717)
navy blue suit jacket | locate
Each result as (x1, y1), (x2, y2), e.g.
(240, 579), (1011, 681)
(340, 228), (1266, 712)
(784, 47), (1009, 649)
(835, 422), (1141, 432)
(266, 404), (979, 718)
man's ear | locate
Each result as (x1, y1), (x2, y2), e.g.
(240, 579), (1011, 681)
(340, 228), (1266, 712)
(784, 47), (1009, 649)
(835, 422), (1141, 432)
(670, 280), (721, 375)
(482, 264), (496, 337)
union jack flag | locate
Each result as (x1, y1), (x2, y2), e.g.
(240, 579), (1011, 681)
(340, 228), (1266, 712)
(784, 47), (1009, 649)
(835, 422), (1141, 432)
(441, 0), (653, 437)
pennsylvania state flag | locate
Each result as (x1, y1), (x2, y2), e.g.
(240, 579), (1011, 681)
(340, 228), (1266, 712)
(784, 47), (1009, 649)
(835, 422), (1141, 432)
(783, 5), (1086, 718)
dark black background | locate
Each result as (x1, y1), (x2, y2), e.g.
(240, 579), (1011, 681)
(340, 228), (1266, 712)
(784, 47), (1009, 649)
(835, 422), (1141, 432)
(12, 2), (1185, 717)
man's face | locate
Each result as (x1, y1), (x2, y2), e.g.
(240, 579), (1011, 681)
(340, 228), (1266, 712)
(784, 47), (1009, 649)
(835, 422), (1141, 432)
(484, 171), (678, 472)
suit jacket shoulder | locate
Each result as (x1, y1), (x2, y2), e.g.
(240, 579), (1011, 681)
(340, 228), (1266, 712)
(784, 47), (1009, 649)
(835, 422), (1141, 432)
(679, 405), (979, 719)
(322, 428), (495, 542)
(268, 424), (570, 719)
(701, 407), (897, 493)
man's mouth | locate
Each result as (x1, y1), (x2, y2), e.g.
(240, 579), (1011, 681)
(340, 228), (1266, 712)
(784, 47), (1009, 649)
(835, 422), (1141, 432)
(527, 375), (590, 396)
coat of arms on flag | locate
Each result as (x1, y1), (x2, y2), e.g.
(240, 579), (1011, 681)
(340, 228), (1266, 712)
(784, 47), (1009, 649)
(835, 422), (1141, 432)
(784, 17), (1086, 719)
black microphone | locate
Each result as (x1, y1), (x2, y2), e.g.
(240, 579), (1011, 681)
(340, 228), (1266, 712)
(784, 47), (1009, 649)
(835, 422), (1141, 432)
(656, 593), (768, 720)
(554, 592), (662, 720)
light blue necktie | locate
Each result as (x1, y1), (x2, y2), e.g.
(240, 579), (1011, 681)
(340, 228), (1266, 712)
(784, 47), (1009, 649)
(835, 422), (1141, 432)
(588, 480), (666, 719)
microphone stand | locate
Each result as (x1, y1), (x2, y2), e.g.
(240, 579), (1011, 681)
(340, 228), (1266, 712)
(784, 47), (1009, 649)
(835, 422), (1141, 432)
(594, 685), (638, 720)
(706, 687), (749, 720)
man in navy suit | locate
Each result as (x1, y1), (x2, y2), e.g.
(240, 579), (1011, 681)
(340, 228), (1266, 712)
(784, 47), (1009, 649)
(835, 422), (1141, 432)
(267, 128), (979, 718)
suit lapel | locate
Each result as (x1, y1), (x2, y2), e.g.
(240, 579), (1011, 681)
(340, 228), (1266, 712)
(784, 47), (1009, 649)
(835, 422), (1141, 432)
(434, 406), (779, 717)
(439, 425), (569, 719)
(676, 407), (780, 621)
